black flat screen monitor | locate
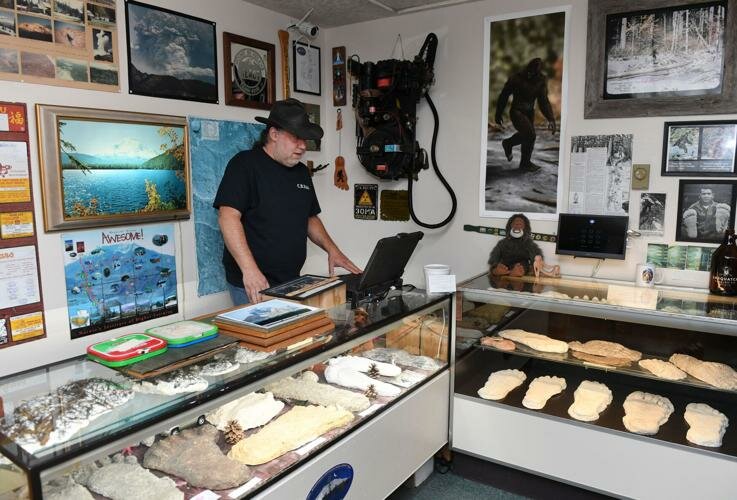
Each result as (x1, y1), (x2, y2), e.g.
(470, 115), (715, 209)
(556, 214), (629, 260)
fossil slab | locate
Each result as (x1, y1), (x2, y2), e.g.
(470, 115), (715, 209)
(477, 369), (526, 401)
(670, 354), (737, 390)
(1, 378), (133, 454)
(684, 403), (729, 447)
(568, 340), (642, 362)
(571, 350), (632, 367)
(324, 365), (401, 397)
(622, 391), (674, 435)
(206, 391), (284, 431)
(228, 405), (354, 465)
(638, 359), (687, 381)
(361, 348), (443, 371)
(131, 369), (208, 395)
(522, 376), (566, 409)
(86, 461), (183, 500)
(143, 424), (251, 490)
(480, 337), (516, 351)
(568, 381), (612, 422)
(43, 477), (94, 500)
(498, 329), (568, 353)
(266, 371), (370, 412)
(327, 355), (401, 377)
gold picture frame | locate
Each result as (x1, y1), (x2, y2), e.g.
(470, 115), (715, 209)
(36, 104), (191, 231)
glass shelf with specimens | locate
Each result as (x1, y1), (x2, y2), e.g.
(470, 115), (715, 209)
(0, 290), (451, 500)
(455, 272), (737, 461)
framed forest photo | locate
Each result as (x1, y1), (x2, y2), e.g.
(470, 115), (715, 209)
(36, 104), (191, 231)
(585, 0), (737, 118)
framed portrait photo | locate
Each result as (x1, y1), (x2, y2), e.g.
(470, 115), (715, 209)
(36, 104), (191, 231)
(662, 120), (737, 176)
(675, 179), (737, 244)
(125, 0), (218, 103)
(223, 32), (275, 110)
(585, 0), (737, 118)
(293, 41), (321, 95)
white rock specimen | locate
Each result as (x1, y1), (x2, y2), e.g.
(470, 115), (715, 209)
(228, 405), (354, 465)
(670, 354), (737, 390)
(131, 369), (208, 395)
(568, 340), (642, 362)
(327, 355), (401, 377)
(522, 376), (566, 409)
(498, 329), (568, 353)
(324, 365), (401, 397)
(361, 348), (442, 371)
(143, 424), (251, 490)
(43, 477), (94, 500)
(265, 371), (370, 412)
(684, 403), (729, 447)
(568, 381), (613, 422)
(387, 370), (427, 388)
(234, 347), (275, 364)
(622, 391), (674, 435)
(477, 369), (526, 401)
(480, 337), (516, 351)
(199, 359), (240, 377)
(638, 359), (687, 381)
(206, 391), (284, 431)
(86, 462), (183, 500)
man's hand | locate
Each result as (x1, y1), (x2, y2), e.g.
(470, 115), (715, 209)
(242, 268), (269, 304)
(491, 263), (509, 276)
(329, 250), (362, 276)
(548, 119), (556, 135)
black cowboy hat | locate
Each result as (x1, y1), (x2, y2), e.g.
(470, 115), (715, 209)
(255, 98), (324, 140)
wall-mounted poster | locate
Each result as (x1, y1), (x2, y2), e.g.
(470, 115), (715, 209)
(62, 223), (177, 339)
(479, 7), (569, 219)
(0, 0), (119, 90)
(36, 104), (190, 231)
(125, 0), (217, 103)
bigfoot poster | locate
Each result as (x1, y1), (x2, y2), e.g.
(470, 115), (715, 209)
(480, 8), (568, 218)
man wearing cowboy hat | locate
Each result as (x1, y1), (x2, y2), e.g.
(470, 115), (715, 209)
(214, 98), (361, 304)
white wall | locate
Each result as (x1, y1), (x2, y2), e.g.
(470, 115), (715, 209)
(306, 0), (731, 290)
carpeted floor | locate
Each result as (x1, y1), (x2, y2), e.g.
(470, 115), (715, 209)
(387, 471), (529, 500)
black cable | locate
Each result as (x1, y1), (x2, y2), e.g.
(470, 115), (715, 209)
(408, 93), (457, 229)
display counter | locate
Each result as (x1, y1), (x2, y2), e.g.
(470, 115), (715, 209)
(453, 272), (737, 499)
(0, 290), (452, 499)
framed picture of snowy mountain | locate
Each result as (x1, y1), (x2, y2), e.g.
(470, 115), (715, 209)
(584, 0), (737, 118)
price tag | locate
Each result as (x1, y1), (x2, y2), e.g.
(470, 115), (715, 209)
(295, 436), (327, 456)
(191, 491), (220, 500)
(228, 477), (262, 498)
(359, 403), (384, 417)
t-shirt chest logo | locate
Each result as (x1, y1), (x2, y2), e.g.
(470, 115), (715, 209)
(296, 183), (310, 190)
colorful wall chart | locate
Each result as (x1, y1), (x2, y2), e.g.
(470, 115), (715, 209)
(61, 223), (177, 339)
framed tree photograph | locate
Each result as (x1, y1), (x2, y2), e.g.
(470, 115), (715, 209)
(36, 104), (191, 231)
(676, 179), (737, 243)
(223, 32), (275, 110)
(293, 41), (321, 95)
(662, 120), (737, 176)
(125, 0), (218, 103)
(585, 0), (737, 118)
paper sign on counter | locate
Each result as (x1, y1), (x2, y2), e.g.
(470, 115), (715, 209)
(359, 403), (385, 418)
(427, 274), (456, 293)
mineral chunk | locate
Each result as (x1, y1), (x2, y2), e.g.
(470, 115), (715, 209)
(86, 462), (183, 500)
(206, 392), (284, 431)
(265, 371), (370, 412)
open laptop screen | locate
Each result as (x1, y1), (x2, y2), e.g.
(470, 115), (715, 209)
(357, 231), (424, 290)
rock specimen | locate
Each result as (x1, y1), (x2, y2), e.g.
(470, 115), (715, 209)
(131, 369), (208, 395)
(228, 405), (354, 465)
(327, 355), (401, 377)
(361, 348), (443, 371)
(522, 376), (566, 409)
(568, 381), (612, 422)
(206, 391), (284, 431)
(324, 364), (401, 397)
(143, 424), (250, 490)
(498, 329), (568, 353)
(638, 359), (687, 381)
(570, 351), (633, 367)
(684, 403), (729, 447)
(43, 476), (94, 500)
(477, 369), (526, 401)
(387, 370), (426, 388)
(265, 371), (370, 412)
(669, 354), (737, 390)
(86, 460), (183, 500)
(568, 340), (642, 362)
(234, 347), (274, 364)
(480, 336), (516, 351)
(224, 420), (245, 445)
(199, 358), (239, 377)
(1, 378), (134, 453)
(622, 391), (674, 435)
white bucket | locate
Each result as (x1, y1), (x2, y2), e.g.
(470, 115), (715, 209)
(424, 264), (450, 291)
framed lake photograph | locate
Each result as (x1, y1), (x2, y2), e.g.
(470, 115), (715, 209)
(675, 179), (737, 243)
(662, 120), (737, 176)
(223, 32), (275, 110)
(585, 0), (737, 117)
(36, 104), (191, 231)
(125, 0), (217, 103)
(293, 41), (320, 95)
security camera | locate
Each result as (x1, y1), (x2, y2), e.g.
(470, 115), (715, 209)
(297, 22), (319, 38)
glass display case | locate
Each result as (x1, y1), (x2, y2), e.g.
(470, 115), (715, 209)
(453, 272), (737, 498)
(0, 291), (451, 500)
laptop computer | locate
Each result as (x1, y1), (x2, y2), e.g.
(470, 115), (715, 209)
(339, 231), (424, 302)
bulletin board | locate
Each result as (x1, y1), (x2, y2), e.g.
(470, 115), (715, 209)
(0, 102), (46, 348)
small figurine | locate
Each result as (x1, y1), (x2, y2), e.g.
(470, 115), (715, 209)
(488, 213), (559, 278)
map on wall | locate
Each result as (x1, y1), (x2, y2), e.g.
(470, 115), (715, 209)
(62, 223), (177, 339)
(188, 117), (263, 296)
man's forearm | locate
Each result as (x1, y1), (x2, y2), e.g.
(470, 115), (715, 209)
(218, 209), (260, 275)
(307, 216), (339, 254)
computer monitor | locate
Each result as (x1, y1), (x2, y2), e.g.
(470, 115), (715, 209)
(556, 214), (629, 260)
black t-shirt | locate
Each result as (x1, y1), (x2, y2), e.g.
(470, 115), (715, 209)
(213, 148), (321, 286)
